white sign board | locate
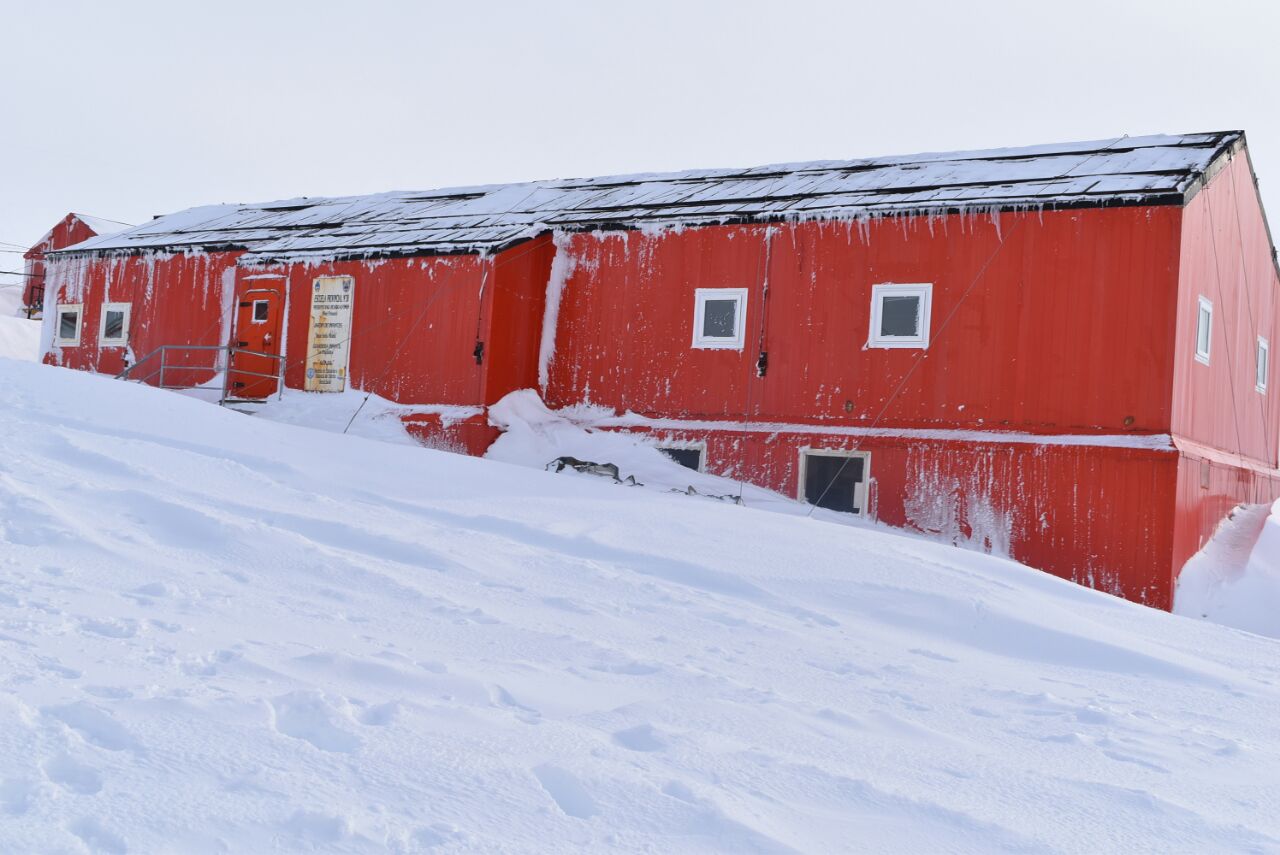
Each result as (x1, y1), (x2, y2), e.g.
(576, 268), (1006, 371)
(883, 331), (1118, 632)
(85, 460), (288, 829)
(305, 276), (354, 392)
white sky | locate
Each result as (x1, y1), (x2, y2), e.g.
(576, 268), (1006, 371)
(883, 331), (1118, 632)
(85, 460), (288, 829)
(2, 0), (1278, 282)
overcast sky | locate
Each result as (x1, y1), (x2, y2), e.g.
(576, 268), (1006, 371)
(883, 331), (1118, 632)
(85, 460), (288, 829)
(2, 0), (1278, 280)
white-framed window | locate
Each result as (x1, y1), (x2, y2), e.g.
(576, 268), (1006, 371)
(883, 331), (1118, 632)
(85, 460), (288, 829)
(798, 448), (871, 516)
(55, 303), (83, 346)
(692, 288), (748, 349)
(657, 440), (706, 473)
(868, 283), (932, 348)
(1257, 336), (1270, 393)
(99, 302), (131, 347)
(252, 299), (270, 323)
(1195, 296), (1213, 365)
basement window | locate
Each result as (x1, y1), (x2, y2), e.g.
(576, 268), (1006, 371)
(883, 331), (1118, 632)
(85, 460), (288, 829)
(55, 303), (83, 346)
(1258, 336), (1270, 393)
(1195, 296), (1213, 365)
(692, 288), (748, 349)
(99, 302), (130, 347)
(658, 442), (705, 472)
(799, 448), (870, 516)
(869, 283), (932, 348)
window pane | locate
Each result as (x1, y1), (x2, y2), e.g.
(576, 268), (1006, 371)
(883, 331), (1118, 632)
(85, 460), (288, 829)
(1197, 308), (1211, 355)
(254, 301), (270, 322)
(1259, 343), (1268, 388)
(59, 312), (77, 340)
(660, 448), (702, 471)
(880, 295), (920, 337)
(103, 310), (124, 340)
(702, 299), (737, 338)
(804, 454), (865, 513)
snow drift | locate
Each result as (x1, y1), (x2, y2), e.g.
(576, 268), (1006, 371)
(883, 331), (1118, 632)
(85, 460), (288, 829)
(2, 358), (1280, 853)
(0, 285), (40, 362)
(0, 316), (40, 362)
(1175, 500), (1280, 638)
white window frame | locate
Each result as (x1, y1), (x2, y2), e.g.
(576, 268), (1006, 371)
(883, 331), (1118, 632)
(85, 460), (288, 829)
(1195, 296), (1213, 365)
(1257, 336), (1270, 394)
(797, 447), (872, 517)
(251, 299), (271, 324)
(656, 439), (707, 473)
(54, 303), (83, 346)
(99, 301), (131, 347)
(868, 283), (933, 349)
(692, 287), (748, 350)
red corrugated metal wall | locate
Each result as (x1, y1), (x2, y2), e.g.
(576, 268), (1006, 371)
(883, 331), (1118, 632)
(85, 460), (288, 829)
(545, 208), (1183, 433)
(539, 207), (1190, 605)
(619, 425), (1181, 606)
(1171, 152), (1280, 575)
(43, 250), (239, 378)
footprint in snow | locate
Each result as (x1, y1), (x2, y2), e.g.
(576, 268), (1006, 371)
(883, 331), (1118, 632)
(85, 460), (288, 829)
(42, 755), (102, 795)
(612, 724), (666, 752)
(269, 692), (362, 753)
(43, 702), (142, 753)
(489, 685), (540, 722)
(280, 809), (350, 844)
(533, 764), (598, 819)
(0, 778), (33, 815)
(909, 648), (958, 663)
(78, 617), (139, 639)
(36, 658), (81, 679)
(68, 817), (127, 854)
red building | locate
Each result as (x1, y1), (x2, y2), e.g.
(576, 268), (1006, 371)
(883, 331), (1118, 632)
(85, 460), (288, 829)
(21, 214), (130, 318)
(40, 131), (1280, 610)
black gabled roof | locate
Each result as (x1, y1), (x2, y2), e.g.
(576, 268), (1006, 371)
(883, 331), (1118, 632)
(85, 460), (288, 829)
(58, 131), (1244, 261)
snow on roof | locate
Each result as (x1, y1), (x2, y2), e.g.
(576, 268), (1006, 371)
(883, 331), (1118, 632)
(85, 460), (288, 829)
(55, 131), (1242, 260)
(73, 213), (134, 237)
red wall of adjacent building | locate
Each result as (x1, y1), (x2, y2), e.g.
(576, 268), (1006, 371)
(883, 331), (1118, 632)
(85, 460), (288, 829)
(1170, 152), (1280, 576)
(23, 215), (110, 311)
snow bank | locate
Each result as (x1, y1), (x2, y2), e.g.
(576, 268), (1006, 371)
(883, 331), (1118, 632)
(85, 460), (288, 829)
(3, 360), (1280, 853)
(487, 389), (802, 511)
(1175, 500), (1280, 638)
(0, 317), (41, 361)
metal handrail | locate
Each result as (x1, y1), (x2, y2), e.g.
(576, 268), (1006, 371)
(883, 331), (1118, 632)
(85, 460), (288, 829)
(117, 344), (286, 405)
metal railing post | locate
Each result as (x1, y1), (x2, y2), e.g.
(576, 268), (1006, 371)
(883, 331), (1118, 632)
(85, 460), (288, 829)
(158, 348), (166, 390)
(219, 346), (230, 406)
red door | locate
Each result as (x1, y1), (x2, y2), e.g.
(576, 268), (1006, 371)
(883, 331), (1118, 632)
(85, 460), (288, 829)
(228, 283), (284, 399)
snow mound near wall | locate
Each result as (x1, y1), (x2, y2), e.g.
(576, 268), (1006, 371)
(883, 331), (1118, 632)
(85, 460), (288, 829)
(1175, 500), (1280, 638)
(487, 389), (804, 512)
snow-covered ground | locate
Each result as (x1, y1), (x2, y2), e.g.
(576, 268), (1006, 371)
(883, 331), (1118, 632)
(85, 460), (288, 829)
(3, 358), (1280, 853)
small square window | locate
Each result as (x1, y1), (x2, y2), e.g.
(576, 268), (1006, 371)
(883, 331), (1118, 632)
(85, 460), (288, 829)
(253, 300), (270, 323)
(1195, 296), (1213, 365)
(99, 302), (130, 347)
(869, 283), (932, 348)
(692, 288), (748, 349)
(799, 449), (870, 515)
(55, 304), (83, 346)
(658, 443), (705, 472)
(1257, 336), (1269, 393)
